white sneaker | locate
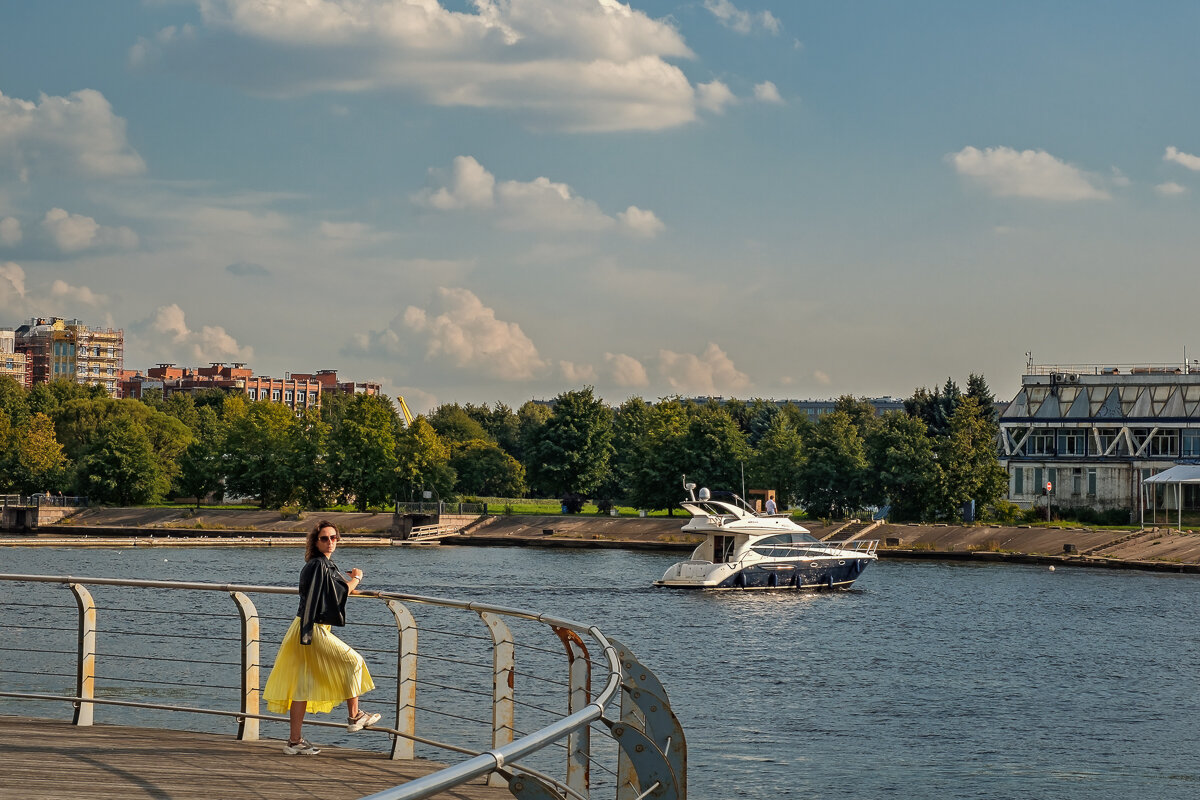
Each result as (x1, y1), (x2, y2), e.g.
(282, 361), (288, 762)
(347, 710), (381, 732)
(284, 738), (320, 755)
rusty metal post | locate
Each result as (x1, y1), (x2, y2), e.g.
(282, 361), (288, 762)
(385, 599), (418, 760)
(68, 583), (95, 726)
(553, 626), (591, 799)
(229, 591), (260, 741)
(477, 611), (514, 787)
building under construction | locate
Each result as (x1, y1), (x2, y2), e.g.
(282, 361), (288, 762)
(14, 317), (124, 397)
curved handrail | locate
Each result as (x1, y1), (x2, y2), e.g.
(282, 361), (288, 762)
(0, 572), (632, 800)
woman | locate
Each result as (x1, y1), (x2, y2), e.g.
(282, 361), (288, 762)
(264, 520), (381, 755)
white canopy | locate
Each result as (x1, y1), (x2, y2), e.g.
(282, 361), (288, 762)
(1141, 464), (1200, 529)
(1143, 464), (1200, 484)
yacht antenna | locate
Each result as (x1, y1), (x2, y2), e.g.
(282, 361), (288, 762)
(741, 462), (746, 503)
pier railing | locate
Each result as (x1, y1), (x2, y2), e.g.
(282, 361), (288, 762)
(0, 573), (686, 800)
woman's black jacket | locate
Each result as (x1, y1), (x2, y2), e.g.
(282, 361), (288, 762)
(297, 555), (348, 645)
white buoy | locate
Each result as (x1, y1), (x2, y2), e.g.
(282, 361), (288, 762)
(1048, 565), (1055, 572)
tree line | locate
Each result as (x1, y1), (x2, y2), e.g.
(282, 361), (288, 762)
(0, 374), (1007, 521)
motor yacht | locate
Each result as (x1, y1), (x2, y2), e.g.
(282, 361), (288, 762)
(654, 481), (878, 590)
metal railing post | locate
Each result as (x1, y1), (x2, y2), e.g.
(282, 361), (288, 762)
(68, 583), (95, 726)
(478, 610), (515, 788)
(228, 591), (260, 741)
(554, 626), (591, 798)
(385, 599), (418, 760)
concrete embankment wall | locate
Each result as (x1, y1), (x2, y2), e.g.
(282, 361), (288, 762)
(7, 508), (1200, 572)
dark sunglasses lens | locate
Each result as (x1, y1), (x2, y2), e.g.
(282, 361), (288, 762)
(319, 535), (338, 542)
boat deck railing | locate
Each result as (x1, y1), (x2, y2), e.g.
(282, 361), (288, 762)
(0, 573), (686, 800)
(746, 540), (880, 559)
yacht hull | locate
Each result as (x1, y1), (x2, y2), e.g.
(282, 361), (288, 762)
(655, 557), (872, 590)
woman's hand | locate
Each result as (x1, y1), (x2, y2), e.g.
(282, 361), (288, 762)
(346, 568), (364, 594)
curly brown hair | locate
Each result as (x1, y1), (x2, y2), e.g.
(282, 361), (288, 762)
(305, 520), (338, 561)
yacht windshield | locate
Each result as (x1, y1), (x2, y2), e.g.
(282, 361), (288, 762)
(749, 532), (822, 557)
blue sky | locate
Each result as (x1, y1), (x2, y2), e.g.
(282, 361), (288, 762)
(3, 1), (1199, 413)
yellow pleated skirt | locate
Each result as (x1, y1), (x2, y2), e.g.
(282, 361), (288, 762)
(264, 617), (376, 714)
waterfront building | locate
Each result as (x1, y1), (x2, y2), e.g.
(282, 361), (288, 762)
(288, 369), (381, 397)
(120, 362), (323, 412)
(0, 328), (28, 388)
(14, 317), (123, 396)
(1000, 361), (1200, 514)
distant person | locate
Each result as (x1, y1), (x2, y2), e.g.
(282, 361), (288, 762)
(765, 497), (777, 515)
(264, 520), (381, 755)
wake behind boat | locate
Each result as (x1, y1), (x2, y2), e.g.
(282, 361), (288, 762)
(655, 480), (878, 590)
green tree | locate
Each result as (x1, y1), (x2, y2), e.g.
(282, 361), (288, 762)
(747, 414), (805, 508)
(864, 411), (941, 521)
(395, 417), (456, 501)
(524, 388), (614, 498)
(177, 406), (228, 506)
(621, 398), (690, 513)
(795, 410), (869, 518)
(9, 413), (70, 494)
(936, 396), (1008, 520)
(450, 439), (527, 497)
(835, 395), (880, 435)
(290, 407), (332, 509)
(515, 400), (551, 493)
(76, 417), (162, 504)
(427, 403), (489, 443)
(0, 375), (30, 427)
(743, 398), (781, 449)
(328, 394), (399, 510)
(675, 404), (751, 492)
(224, 401), (300, 507)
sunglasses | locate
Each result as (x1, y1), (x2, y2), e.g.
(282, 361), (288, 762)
(318, 534), (339, 542)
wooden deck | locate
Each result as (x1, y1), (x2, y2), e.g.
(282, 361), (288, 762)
(1, 716), (511, 800)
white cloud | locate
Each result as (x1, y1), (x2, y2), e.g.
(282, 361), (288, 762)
(1155, 181), (1188, 196)
(948, 146), (1110, 201)
(0, 89), (146, 179)
(41, 208), (139, 252)
(418, 156), (496, 211)
(138, 0), (719, 133)
(417, 155), (663, 237)
(144, 303), (254, 363)
(605, 352), (649, 387)
(50, 279), (107, 306)
(696, 80), (736, 114)
(753, 81), (783, 104)
(403, 287), (546, 380)
(150, 304), (191, 343)
(0, 262), (27, 309)
(617, 206), (665, 237)
(560, 360), (597, 382)
(0, 217), (20, 246)
(657, 342), (750, 395)
(813, 370), (831, 385)
(704, 0), (781, 35)
(1164, 146), (1200, 171)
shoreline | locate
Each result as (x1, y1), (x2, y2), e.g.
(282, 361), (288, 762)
(4, 509), (1200, 575)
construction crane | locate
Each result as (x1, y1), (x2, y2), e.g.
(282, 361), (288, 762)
(397, 395), (415, 426)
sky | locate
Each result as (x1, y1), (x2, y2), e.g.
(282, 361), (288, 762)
(3, 1), (1200, 414)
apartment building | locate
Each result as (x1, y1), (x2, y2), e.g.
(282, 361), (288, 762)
(14, 317), (123, 396)
(121, 362), (322, 411)
(0, 328), (28, 388)
(288, 369), (381, 397)
(1000, 362), (1200, 513)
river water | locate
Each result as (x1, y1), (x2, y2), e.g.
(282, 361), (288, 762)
(3, 544), (1199, 799)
